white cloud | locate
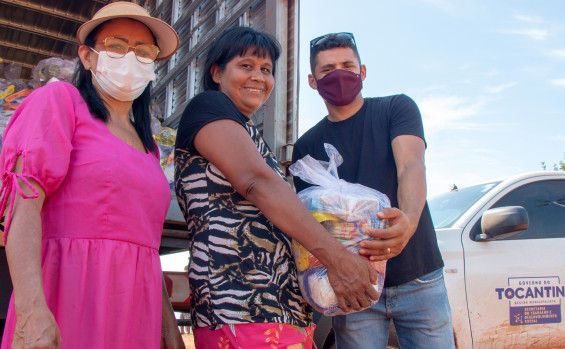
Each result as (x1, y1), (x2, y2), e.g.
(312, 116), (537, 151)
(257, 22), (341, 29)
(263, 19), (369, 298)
(426, 144), (507, 196)
(548, 49), (565, 59)
(485, 82), (518, 94)
(419, 96), (484, 134)
(498, 28), (549, 40)
(513, 14), (544, 23)
(420, 84), (447, 94)
(484, 70), (500, 77)
(550, 79), (565, 87)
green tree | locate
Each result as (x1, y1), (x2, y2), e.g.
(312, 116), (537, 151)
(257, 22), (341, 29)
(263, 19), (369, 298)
(541, 153), (565, 171)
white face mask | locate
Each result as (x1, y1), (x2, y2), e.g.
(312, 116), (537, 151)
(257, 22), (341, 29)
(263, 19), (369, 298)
(90, 49), (156, 101)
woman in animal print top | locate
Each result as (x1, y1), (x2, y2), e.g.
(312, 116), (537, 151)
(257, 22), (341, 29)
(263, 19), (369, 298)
(174, 26), (380, 349)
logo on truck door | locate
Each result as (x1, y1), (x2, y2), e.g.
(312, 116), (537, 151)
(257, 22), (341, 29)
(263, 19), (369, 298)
(495, 276), (564, 325)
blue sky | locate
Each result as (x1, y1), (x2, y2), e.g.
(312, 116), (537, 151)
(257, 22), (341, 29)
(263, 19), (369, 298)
(298, 0), (565, 197)
(161, 0), (565, 271)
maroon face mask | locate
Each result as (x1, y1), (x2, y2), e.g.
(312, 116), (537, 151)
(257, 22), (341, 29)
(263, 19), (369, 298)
(315, 69), (363, 106)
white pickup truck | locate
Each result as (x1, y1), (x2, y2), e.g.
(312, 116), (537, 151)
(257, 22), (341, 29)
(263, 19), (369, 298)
(428, 171), (565, 348)
(159, 171), (565, 349)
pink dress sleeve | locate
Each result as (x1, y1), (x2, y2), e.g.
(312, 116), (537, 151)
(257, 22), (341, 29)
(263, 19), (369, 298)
(0, 82), (77, 243)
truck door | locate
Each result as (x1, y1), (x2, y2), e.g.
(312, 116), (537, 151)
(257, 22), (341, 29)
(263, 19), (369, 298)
(461, 178), (565, 347)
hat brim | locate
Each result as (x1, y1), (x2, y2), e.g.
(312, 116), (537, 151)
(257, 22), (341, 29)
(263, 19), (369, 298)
(77, 15), (179, 61)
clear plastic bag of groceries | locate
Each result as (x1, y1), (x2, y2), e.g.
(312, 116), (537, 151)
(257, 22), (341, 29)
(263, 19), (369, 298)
(289, 143), (390, 316)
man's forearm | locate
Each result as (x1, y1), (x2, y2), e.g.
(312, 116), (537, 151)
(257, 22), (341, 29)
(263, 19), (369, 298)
(396, 160), (427, 232)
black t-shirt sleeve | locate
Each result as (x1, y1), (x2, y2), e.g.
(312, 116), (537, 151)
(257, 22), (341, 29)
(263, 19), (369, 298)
(388, 94), (426, 146)
(175, 90), (247, 153)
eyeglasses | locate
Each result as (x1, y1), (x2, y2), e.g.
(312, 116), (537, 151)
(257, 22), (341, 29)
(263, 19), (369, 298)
(310, 32), (356, 49)
(94, 37), (160, 63)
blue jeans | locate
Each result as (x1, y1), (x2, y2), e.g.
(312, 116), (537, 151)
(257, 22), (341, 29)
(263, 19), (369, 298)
(333, 268), (455, 349)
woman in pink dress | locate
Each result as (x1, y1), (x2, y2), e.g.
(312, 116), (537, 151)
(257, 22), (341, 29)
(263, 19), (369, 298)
(0, 2), (184, 348)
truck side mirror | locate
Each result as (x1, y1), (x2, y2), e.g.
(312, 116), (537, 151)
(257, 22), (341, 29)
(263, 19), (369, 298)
(474, 206), (529, 241)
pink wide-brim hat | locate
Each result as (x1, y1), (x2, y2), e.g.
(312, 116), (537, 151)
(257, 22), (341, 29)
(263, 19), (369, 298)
(77, 1), (179, 60)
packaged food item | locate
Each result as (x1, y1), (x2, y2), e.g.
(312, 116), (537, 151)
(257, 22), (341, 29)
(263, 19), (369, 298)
(0, 77), (35, 140)
(149, 105), (176, 188)
(0, 82), (14, 101)
(156, 127), (176, 148)
(164, 162), (175, 190)
(31, 57), (77, 85)
(4, 62), (22, 81)
(150, 116), (163, 136)
(4, 88), (31, 103)
(155, 127), (176, 169)
(149, 100), (164, 123)
(289, 143), (390, 316)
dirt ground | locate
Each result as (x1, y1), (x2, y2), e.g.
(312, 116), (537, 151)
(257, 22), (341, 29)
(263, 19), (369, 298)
(182, 334), (195, 349)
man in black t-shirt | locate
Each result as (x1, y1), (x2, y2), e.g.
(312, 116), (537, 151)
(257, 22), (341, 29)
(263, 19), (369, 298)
(291, 32), (455, 348)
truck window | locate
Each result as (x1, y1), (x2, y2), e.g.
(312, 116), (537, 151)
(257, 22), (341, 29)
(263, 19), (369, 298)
(429, 181), (500, 229)
(486, 179), (565, 240)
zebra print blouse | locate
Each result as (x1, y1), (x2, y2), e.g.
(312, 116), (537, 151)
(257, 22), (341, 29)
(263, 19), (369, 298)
(174, 91), (311, 329)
